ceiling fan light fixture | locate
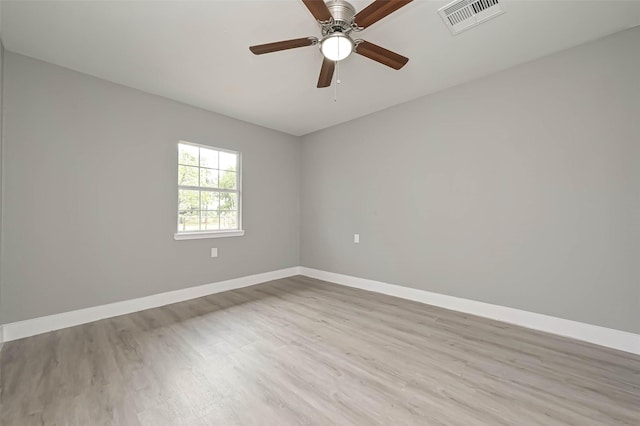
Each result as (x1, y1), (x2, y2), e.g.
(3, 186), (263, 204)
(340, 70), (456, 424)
(320, 33), (353, 62)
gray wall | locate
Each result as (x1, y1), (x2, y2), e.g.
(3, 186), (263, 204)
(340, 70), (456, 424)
(1, 52), (300, 323)
(301, 27), (640, 334)
(1, 28), (638, 334)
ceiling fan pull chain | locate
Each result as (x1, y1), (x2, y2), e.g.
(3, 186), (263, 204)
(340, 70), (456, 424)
(334, 36), (342, 102)
(334, 60), (339, 102)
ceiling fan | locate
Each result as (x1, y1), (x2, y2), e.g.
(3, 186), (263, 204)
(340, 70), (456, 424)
(249, 0), (413, 88)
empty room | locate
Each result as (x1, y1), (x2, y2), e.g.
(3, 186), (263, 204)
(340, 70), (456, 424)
(0, 0), (639, 424)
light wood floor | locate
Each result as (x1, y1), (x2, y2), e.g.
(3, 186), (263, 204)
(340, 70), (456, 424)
(1, 276), (639, 425)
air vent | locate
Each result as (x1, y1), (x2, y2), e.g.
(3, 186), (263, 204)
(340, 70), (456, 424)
(439, 0), (504, 35)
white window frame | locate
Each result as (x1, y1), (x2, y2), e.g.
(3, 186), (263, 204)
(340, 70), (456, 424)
(174, 141), (244, 240)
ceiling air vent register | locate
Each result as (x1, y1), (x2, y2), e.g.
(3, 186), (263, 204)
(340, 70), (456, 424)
(439, 0), (504, 35)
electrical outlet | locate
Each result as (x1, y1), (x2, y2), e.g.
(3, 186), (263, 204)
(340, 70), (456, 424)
(211, 248), (218, 258)
(354, 234), (360, 244)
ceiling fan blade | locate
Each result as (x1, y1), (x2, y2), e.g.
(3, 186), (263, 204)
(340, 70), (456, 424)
(249, 37), (316, 55)
(302, 0), (333, 22)
(355, 40), (409, 70)
(317, 58), (335, 88)
(353, 0), (413, 29)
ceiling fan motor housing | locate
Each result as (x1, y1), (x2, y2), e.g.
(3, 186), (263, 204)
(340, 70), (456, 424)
(325, 0), (356, 33)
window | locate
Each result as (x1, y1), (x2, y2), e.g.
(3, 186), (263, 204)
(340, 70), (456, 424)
(175, 142), (243, 240)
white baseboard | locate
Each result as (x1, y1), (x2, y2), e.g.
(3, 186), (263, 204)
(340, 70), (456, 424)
(2, 267), (301, 342)
(299, 267), (640, 356)
(3, 265), (639, 356)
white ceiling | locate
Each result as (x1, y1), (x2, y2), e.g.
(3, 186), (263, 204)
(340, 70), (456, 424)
(2, 0), (639, 136)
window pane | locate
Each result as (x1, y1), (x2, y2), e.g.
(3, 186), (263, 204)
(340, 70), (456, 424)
(200, 148), (218, 169)
(219, 170), (237, 190)
(178, 190), (199, 211)
(220, 210), (238, 230)
(219, 151), (237, 171)
(177, 144), (241, 234)
(201, 191), (219, 210)
(201, 211), (220, 231)
(178, 211), (200, 231)
(178, 165), (199, 186)
(179, 144), (199, 166)
(219, 192), (237, 210)
(200, 168), (218, 188)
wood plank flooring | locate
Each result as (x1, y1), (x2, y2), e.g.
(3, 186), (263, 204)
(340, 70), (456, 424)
(1, 275), (639, 425)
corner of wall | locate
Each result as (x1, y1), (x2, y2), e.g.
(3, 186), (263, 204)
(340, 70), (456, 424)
(0, 35), (5, 349)
(296, 134), (304, 269)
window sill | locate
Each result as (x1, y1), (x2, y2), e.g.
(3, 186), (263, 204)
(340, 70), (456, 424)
(174, 230), (245, 240)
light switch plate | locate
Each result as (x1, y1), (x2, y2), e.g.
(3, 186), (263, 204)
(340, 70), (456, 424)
(211, 248), (218, 258)
(354, 234), (360, 244)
